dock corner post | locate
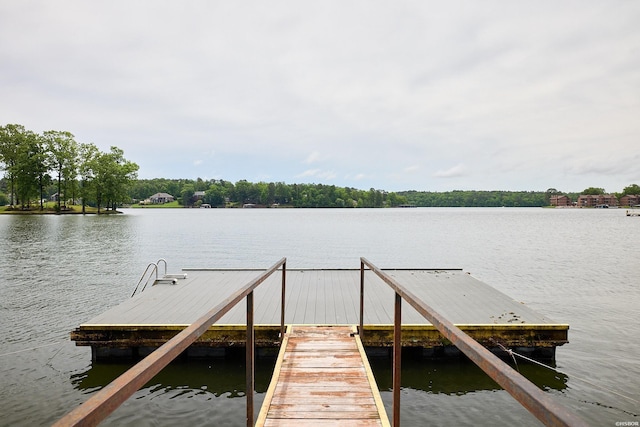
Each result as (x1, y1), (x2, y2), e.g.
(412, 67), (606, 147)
(359, 260), (365, 339)
(393, 292), (402, 426)
(246, 291), (255, 427)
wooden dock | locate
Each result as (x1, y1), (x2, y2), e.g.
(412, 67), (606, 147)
(256, 325), (389, 426)
(60, 262), (586, 427)
(71, 268), (569, 360)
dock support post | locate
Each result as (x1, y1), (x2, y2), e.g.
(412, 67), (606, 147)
(359, 260), (365, 339)
(280, 261), (286, 343)
(393, 292), (402, 426)
(246, 291), (254, 427)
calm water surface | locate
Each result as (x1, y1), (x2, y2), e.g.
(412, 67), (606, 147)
(0, 208), (638, 426)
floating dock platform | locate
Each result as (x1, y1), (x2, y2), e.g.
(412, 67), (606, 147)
(71, 268), (568, 360)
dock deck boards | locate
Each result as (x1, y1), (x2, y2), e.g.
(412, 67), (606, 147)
(73, 268), (569, 355)
(256, 325), (389, 427)
(82, 269), (556, 325)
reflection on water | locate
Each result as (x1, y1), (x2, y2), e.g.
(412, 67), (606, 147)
(71, 353), (567, 401)
(369, 356), (568, 395)
(71, 356), (277, 396)
(68, 355), (571, 426)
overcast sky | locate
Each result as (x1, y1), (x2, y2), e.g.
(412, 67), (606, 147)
(1, 1), (639, 193)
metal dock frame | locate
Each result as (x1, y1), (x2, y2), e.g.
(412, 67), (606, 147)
(53, 258), (287, 427)
(360, 257), (587, 427)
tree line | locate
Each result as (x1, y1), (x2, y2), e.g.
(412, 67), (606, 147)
(0, 124), (138, 213)
(3, 122), (637, 210)
(398, 185), (640, 208)
(130, 178), (409, 208)
(398, 190), (549, 207)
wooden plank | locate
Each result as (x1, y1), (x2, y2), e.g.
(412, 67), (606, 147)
(266, 410), (382, 419)
(257, 326), (390, 426)
(281, 359), (365, 369)
(269, 395), (379, 405)
(263, 420), (383, 427)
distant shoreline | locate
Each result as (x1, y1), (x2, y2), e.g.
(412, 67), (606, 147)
(0, 205), (121, 215)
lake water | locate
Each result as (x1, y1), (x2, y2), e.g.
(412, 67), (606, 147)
(0, 208), (638, 426)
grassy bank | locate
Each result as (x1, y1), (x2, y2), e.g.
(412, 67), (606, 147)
(129, 201), (181, 208)
(0, 203), (115, 214)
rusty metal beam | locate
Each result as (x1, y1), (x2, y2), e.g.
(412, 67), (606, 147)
(392, 292), (402, 427)
(360, 257), (587, 427)
(360, 260), (365, 339)
(53, 258), (286, 427)
(246, 291), (255, 427)
(280, 260), (286, 343)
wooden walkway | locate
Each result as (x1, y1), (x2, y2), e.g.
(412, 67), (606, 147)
(257, 325), (389, 426)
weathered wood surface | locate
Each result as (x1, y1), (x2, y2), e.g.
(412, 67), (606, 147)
(82, 269), (560, 326)
(257, 326), (389, 427)
(74, 269), (569, 353)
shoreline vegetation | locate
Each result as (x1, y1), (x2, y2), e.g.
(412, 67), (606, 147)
(2, 124), (639, 213)
(0, 203), (119, 215)
(2, 179), (640, 214)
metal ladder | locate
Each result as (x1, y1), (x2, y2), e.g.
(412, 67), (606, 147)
(131, 258), (187, 297)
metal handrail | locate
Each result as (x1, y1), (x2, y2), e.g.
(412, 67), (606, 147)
(55, 257), (287, 427)
(131, 262), (158, 297)
(359, 257), (588, 427)
(156, 258), (167, 277)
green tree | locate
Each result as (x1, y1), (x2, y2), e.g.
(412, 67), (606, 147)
(235, 180), (258, 204)
(0, 191), (8, 206)
(204, 183), (225, 206)
(4, 125), (48, 209)
(14, 131), (39, 208)
(274, 182), (291, 204)
(94, 147), (138, 213)
(266, 182), (276, 205)
(78, 143), (100, 213)
(0, 124), (28, 206)
(180, 183), (195, 207)
(622, 184), (640, 195)
(43, 130), (78, 211)
(31, 132), (51, 210)
(581, 187), (605, 195)
(545, 188), (562, 205)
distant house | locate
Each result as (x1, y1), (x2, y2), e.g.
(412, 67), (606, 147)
(577, 194), (619, 207)
(149, 193), (175, 204)
(619, 194), (640, 207)
(194, 191), (206, 199)
(550, 195), (572, 207)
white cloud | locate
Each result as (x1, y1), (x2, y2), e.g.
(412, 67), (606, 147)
(434, 164), (467, 179)
(296, 169), (320, 178)
(296, 169), (337, 181)
(303, 151), (322, 164)
(1, 1), (639, 192)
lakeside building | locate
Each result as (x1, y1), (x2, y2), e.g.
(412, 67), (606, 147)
(619, 194), (640, 207)
(148, 192), (175, 204)
(550, 195), (573, 207)
(577, 194), (619, 208)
